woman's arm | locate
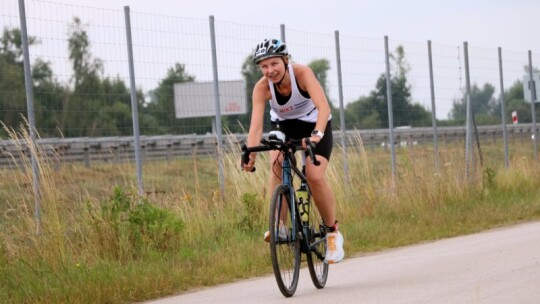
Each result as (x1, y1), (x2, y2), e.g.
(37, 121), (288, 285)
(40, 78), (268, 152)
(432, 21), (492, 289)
(294, 64), (331, 140)
(243, 78), (270, 171)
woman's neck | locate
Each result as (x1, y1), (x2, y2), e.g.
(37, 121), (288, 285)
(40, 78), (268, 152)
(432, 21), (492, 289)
(275, 68), (291, 94)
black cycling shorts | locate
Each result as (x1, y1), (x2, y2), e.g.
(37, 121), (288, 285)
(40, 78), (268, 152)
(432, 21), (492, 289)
(270, 119), (333, 161)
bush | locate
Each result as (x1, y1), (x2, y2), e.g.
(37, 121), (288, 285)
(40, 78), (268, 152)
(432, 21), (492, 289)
(237, 192), (264, 231)
(101, 187), (184, 258)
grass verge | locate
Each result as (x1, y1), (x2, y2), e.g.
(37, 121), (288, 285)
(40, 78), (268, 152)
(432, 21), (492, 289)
(1, 127), (540, 303)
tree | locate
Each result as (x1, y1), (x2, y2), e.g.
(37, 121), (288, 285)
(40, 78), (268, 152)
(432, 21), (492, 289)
(505, 80), (532, 124)
(307, 58), (340, 124)
(68, 17), (103, 90)
(62, 17), (137, 137)
(343, 46), (431, 129)
(308, 58), (330, 95)
(449, 83), (498, 124)
(0, 28), (65, 137)
(0, 27), (36, 63)
(32, 58), (68, 136)
(61, 17), (105, 137)
(144, 63), (199, 134)
(0, 28), (30, 134)
(390, 45), (410, 79)
(241, 55), (262, 111)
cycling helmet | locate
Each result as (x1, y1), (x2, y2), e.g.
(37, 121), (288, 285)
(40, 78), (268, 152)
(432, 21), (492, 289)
(253, 38), (288, 64)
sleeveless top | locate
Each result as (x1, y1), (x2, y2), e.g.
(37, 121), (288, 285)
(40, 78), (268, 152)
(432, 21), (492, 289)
(269, 64), (330, 123)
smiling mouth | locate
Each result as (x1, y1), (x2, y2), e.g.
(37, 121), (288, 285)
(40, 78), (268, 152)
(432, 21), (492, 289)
(268, 74), (279, 81)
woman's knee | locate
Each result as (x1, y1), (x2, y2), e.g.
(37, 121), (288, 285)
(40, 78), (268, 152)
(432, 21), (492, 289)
(307, 173), (326, 186)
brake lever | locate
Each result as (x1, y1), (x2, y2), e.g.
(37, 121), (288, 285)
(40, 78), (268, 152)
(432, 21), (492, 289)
(304, 138), (320, 166)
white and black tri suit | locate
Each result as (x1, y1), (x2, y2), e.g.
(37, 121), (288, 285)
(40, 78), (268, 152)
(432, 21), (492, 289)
(268, 64), (333, 160)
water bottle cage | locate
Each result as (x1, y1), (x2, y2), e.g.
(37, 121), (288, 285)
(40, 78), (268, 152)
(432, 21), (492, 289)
(297, 191), (309, 222)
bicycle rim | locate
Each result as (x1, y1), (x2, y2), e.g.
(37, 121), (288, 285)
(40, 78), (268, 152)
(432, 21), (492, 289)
(306, 197), (329, 289)
(269, 184), (300, 297)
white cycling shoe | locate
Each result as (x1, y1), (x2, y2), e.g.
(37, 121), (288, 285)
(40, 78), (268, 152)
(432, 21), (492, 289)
(264, 224), (288, 242)
(325, 231), (345, 264)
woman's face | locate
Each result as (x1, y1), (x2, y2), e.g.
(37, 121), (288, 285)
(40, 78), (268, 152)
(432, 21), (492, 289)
(258, 57), (286, 84)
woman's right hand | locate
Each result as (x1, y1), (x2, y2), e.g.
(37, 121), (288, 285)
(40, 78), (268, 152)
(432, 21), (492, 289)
(242, 152), (256, 172)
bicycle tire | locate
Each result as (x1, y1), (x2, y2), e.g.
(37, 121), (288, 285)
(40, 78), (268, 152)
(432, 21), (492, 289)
(269, 184), (301, 297)
(306, 197), (329, 289)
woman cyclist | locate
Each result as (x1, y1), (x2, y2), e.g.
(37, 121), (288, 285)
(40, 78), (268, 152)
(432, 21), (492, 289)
(242, 38), (344, 264)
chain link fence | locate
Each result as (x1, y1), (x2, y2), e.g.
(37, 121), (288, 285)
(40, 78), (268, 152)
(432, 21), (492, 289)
(1, 0), (539, 228)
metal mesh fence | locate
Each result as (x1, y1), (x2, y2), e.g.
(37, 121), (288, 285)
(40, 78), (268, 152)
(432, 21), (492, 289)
(1, 0), (539, 203)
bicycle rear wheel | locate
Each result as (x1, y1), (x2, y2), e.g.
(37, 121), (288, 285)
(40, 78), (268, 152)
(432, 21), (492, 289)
(306, 196), (329, 289)
(269, 184), (301, 297)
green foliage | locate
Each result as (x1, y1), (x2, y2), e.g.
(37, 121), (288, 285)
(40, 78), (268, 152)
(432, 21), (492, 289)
(237, 192), (264, 230)
(344, 46), (431, 129)
(0, 27), (36, 62)
(505, 80), (534, 124)
(68, 17), (103, 89)
(142, 63), (204, 134)
(101, 187), (184, 257)
(308, 58), (330, 95)
(238, 54), (267, 132)
(450, 83), (498, 122)
(0, 28), (31, 135)
(241, 54), (263, 109)
(483, 167), (497, 190)
(2, 147), (540, 303)
(448, 79), (540, 125)
(1, 20), (202, 137)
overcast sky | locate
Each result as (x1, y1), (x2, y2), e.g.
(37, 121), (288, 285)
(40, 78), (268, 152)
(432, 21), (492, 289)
(62, 0), (539, 52)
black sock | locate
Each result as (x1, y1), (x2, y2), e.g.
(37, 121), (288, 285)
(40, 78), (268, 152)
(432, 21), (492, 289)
(325, 221), (338, 232)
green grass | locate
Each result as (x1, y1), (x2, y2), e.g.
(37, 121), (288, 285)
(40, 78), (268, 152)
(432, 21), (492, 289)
(1, 127), (540, 303)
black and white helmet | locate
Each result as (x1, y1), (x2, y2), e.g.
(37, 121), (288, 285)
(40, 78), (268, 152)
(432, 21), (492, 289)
(253, 38), (288, 64)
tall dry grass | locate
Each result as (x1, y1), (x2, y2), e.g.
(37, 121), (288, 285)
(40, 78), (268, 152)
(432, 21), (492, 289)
(1, 124), (540, 303)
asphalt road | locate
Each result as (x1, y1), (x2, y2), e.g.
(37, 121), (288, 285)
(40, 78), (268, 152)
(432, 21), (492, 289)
(146, 221), (540, 304)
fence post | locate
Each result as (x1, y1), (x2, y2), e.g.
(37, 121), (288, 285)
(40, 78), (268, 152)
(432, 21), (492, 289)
(124, 6), (144, 195)
(498, 47), (509, 169)
(463, 42), (474, 180)
(18, 0), (41, 233)
(528, 50), (538, 161)
(427, 40), (440, 173)
(209, 15), (225, 198)
(384, 36), (397, 188)
(334, 30), (349, 183)
(280, 24), (286, 42)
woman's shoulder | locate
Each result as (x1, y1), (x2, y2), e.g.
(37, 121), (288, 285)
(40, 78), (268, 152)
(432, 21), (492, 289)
(291, 63), (309, 72)
(253, 76), (271, 98)
(254, 76), (269, 89)
(291, 63), (316, 88)
(291, 63), (314, 78)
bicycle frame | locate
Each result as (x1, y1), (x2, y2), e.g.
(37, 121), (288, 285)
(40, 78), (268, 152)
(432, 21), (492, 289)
(241, 132), (329, 296)
(242, 135), (322, 252)
(279, 150), (305, 250)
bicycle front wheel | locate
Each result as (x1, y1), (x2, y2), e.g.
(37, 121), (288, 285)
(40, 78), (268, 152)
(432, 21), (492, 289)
(306, 197), (329, 289)
(269, 184), (301, 297)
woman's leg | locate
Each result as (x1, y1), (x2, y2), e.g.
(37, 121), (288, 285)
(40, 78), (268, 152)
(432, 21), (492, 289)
(305, 155), (336, 227)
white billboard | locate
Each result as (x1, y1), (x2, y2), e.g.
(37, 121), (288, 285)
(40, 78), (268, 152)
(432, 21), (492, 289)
(173, 80), (247, 119)
(523, 73), (540, 103)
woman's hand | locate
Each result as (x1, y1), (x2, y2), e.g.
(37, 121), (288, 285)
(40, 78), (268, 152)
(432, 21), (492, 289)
(242, 152), (256, 172)
(302, 136), (319, 150)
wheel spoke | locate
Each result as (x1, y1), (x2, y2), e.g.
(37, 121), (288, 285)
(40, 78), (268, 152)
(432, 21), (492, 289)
(270, 185), (300, 297)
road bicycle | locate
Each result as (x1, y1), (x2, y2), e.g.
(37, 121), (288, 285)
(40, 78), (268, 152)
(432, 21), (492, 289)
(242, 130), (329, 297)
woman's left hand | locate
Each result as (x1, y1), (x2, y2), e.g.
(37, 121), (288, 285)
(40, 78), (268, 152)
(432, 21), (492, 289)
(302, 136), (320, 150)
